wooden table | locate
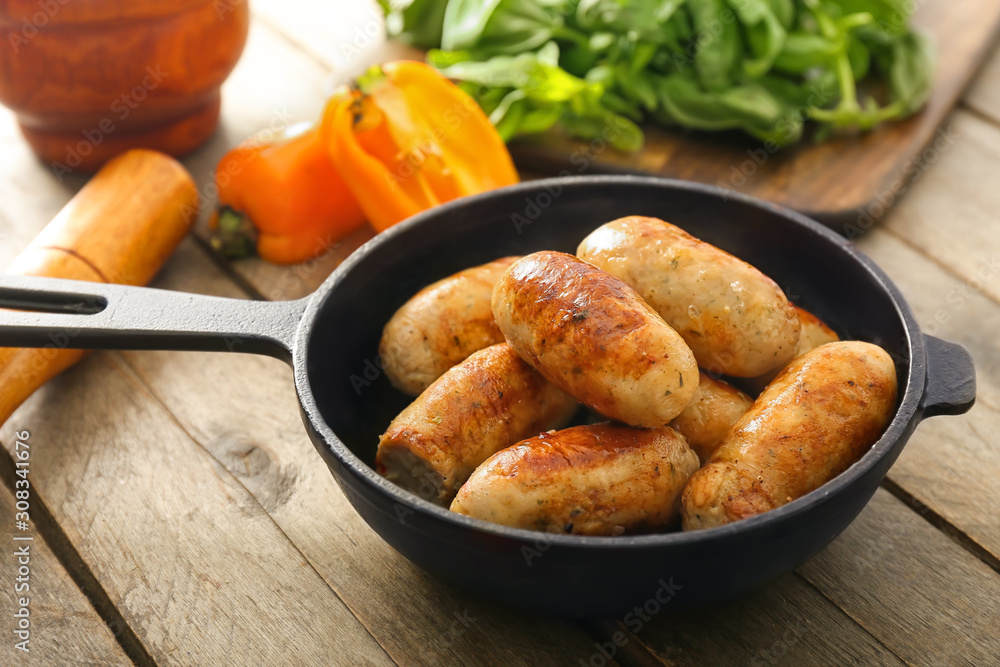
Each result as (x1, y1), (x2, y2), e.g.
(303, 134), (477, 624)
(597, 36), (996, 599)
(2, 2), (1000, 665)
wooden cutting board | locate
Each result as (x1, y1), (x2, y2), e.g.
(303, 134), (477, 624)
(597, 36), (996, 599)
(509, 0), (1000, 233)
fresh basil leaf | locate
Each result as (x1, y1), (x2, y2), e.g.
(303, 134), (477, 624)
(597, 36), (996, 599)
(827, 0), (912, 35)
(442, 0), (567, 54)
(561, 111), (645, 151)
(518, 104), (565, 133)
(847, 36), (870, 80)
(494, 97), (528, 139)
(888, 29), (934, 114)
(381, 0), (448, 49)
(728, 0), (787, 78)
(689, 0), (743, 92)
(773, 32), (839, 74)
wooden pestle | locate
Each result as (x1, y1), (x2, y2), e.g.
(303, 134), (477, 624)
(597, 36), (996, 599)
(0, 149), (198, 425)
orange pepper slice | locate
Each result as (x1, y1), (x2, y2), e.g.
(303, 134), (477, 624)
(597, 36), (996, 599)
(212, 125), (366, 264)
(321, 60), (519, 232)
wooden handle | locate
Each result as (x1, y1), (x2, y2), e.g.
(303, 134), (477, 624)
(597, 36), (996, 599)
(0, 149), (198, 425)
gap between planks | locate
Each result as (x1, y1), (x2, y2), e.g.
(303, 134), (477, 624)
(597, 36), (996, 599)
(880, 222), (1000, 315)
(176, 13), (1000, 655)
(101, 348), (402, 667)
(880, 477), (1000, 576)
(0, 444), (155, 666)
(958, 99), (1000, 133)
(179, 168), (997, 666)
(248, 10), (336, 76)
(790, 572), (908, 664)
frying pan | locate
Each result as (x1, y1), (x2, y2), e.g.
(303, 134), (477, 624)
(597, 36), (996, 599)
(0, 176), (975, 618)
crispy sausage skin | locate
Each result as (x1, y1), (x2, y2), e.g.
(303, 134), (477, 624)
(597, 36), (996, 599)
(577, 216), (800, 377)
(670, 372), (753, 464)
(376, 343), (578, 506)
(747, 306), (841, 394)
(451, 423), (700, 535)
(793, 307), (839, 355)
(492, 251), (699, 428)
(681, 341), (897, 530)
(380, 256), (520, 395)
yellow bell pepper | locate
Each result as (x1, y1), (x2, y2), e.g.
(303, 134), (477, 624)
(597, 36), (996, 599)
(320, 60), (519, 232)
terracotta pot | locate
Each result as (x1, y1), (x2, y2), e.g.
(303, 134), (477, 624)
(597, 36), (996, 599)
(0, 0), (249, 173)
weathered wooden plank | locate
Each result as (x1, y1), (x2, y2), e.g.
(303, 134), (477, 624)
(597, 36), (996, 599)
(0, 317), (393, 665)
(0, 477), (129, 666)
(856, 228), (1000, 561)
(182, 15), (385, 300)
(0, 108), (85, 261)
(115, 240), (620, 667)
(798, 489), (1000, 665)
(0, 22), (613, 667)
(963, 38), (1000, 125)
(620, 571), (903, 666)
(879, 110), (1000, 305)
(250, 0), (419, 78)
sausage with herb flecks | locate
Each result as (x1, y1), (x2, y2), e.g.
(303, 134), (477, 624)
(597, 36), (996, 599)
(376, 343), (578, 506)
(682, 341), (897, 530)
(492, 251), (699, 428)
(451, 423), (700, 535)
(380, 256), (520, 395)
(670, 372), (753, 464)
(577, 216), (800, 377)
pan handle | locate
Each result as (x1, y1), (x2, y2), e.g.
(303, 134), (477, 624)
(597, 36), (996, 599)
(919, 334), (976, 418)
(0, 275), (307, 362)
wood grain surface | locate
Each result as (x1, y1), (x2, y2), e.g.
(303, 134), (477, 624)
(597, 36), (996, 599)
(115, 242), (621, 667)
(860, 229), (1000, 563)
(1, 0), (999, 664)
(508, 0), (1000, 226)
(0, 480), (128, 666)
(0, 331), (394, 665)
(798, 489), (1000, 665)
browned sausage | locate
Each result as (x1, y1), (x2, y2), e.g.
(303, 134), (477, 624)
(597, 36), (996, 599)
(376, 343), (578, 505)
(670, 372), (753, 464)
(451, 423), (700, 535)
(681, 341), (897, 530)
(379, 256), (520, 395)
(746, 306), (840, 394)
(577, 216), (800, 377)
(492, 251), (699, 428)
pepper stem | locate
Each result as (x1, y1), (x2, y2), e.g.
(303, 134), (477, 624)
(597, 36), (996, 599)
(210, 207), (258, 259)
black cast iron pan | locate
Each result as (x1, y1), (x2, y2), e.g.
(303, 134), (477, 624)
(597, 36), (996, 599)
(0, 176), (976, 618)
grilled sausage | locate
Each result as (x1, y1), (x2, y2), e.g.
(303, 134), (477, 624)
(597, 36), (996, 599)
(793, 307), (839, 355)
(670, 372), (753, 464)
(376, 343), (578, 506)
(492, 251), (698, 428)
(746, 306), (840, 394)
(451, 423), (700, 535)
(681, 341), (897, 530)
(380, 256), (520, 395)
(577, 216), (800, 377)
